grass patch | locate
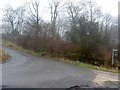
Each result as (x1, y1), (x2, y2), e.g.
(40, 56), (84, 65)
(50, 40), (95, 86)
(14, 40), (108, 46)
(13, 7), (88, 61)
(2, 40), (119, 73)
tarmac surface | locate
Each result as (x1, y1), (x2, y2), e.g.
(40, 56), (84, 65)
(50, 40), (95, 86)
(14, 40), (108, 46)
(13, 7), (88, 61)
(2, 48), (119, 88)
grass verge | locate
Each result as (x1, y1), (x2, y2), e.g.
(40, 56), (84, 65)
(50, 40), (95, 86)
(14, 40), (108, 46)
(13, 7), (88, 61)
(2, 40), (119, 73)
(59, 58), (119, 73)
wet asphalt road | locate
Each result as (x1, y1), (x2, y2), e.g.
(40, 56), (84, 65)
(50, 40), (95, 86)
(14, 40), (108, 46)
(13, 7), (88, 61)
(2, 48), (119, 88)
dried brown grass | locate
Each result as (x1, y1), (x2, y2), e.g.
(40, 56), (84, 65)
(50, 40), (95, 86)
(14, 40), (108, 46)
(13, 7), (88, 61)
(0, 49), (10, 62)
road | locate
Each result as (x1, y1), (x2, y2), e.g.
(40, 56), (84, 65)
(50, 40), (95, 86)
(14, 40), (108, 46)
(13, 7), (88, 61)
(2, 48), (119, 88)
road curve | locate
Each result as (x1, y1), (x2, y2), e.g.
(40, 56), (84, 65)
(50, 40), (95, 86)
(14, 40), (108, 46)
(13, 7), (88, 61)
(2, 48), (119, 88)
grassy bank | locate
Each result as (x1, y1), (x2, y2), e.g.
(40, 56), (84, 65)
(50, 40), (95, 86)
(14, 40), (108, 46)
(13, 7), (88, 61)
(0, 49), (11, 62)
(2, 40), (119, 73)
(3, 40), (42, 57)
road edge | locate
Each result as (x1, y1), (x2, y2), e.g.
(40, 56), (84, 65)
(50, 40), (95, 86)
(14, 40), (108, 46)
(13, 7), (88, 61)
(0, 56), (12, 64)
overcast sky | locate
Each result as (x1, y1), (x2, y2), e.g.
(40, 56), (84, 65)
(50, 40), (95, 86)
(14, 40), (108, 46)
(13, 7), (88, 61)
(0, 0), (119, 22)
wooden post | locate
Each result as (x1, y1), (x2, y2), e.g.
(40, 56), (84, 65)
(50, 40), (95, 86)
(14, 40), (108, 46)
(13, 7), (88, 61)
(112, 49), (114, 66)
(112, 49), (117, 66)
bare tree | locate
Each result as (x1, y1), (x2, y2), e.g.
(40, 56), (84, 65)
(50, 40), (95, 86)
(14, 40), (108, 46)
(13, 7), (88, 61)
(66, 1), (81, 24)
(56, 16), (70, 38)
(2, 5), (26, 36)
(80, 0), (102, 22)
(104, 14), (112, 31)
(2, 5), (17, 35)
(16, 6), (26, 34)
(48, 0), (61, 38)
(27, 0), (41, 38)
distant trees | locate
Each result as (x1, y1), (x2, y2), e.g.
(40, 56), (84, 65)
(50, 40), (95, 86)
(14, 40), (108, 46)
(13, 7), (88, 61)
(64, 0), (117, 66)
(102, 14), (112, 44)
(1, 0), (118, 67)
(64, 0), (99, 64)
(48, 0), (61, 38)
(16, 6), (26, 35)
(2, 5), (26, 38)
(66, 1), (81, 24)
(2, 6), (17, 35)
(27, 0), (41, 38)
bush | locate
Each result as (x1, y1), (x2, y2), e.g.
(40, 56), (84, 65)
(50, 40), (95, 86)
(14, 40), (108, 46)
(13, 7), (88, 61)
(9, 33), (116, 68)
